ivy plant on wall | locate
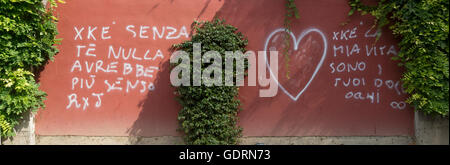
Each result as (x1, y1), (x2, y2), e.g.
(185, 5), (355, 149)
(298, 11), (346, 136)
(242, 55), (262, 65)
(0, 0), (61, 138)
(348, 0), (449, 117)
(172, 19), (248, 145)
(283, 0), (300, 79)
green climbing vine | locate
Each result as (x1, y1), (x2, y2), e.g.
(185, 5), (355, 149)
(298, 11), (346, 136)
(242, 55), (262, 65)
(0, 0), (62, 138)
(348, 0), (449, 117)
(283, 0), (300, 79)
(172, 19), (248, 145)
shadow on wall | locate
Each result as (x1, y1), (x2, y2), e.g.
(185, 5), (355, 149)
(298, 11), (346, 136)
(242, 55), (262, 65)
(126, 0), (319, 143)
(126, 57), (182, 144)
(211, 0), (326, 136)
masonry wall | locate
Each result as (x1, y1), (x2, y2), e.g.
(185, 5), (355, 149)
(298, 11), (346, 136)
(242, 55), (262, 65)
(2, 0), (448, 145)
(415, 112), (449, 145)
(2, 112), (447, 145)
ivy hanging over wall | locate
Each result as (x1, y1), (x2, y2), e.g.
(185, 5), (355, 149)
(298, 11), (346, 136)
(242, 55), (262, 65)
(348, 0), (449, 117)
(283, 0), (300, 79)
(172, 19), (248, 145)
(0, 0), (61, 138)
(171, 1), (299, 144)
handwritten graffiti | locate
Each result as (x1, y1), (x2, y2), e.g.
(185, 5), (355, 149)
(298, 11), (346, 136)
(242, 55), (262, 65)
(66, 23), (185, 110)
(264, 28), (328, 101)
(329, 22), (408, 110)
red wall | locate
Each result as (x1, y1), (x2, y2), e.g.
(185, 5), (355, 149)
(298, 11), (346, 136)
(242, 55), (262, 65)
(35, 0), (414, 137)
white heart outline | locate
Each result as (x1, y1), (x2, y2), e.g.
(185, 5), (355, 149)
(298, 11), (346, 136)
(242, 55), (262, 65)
(264, 28), (328, 101)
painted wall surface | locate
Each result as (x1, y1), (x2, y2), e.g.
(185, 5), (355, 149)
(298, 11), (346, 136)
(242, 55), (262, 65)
(35, 0), (414, 137)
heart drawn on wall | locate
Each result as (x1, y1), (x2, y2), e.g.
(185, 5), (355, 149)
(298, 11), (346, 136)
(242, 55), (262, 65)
(264, 28), (328, 101)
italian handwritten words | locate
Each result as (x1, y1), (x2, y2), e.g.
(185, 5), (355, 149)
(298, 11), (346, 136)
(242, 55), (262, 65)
(66, 22), (189, 110)
(329, 21), (407, 110)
